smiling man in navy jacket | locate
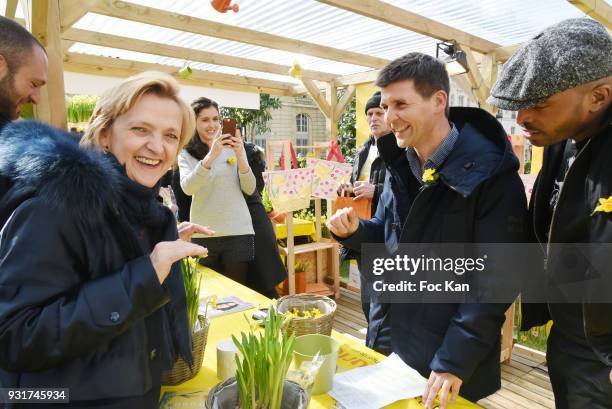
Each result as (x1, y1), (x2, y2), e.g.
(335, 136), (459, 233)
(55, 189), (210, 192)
(328, 53), (529, 408)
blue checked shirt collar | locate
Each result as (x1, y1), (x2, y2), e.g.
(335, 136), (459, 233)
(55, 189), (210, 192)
(406, 122), (459, 184)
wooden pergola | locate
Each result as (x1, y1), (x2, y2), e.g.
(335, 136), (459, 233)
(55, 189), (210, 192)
(6, 0), (609, 135)
(4, 0), (612, 367)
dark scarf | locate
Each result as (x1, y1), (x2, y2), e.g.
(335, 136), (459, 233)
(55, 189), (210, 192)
(184, 133), (209, 161)
(106, 154), (193, 367)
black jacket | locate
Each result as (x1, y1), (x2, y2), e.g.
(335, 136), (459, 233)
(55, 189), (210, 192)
(340, 107), (529, 401)
(522, 113), (612, 367)
(351, 134), (391, 216)
(0, 121), (192, 406)
(243, 143), (287, 293)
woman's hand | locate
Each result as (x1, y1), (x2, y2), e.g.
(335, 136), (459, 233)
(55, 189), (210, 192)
(201, 129), (225, 169)
(177, 222), (215, 241)
(224, 128), (245, 159)
(150, 240), (208, 283)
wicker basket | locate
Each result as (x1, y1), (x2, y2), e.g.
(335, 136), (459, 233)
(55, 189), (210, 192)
(277, 294), (336, 337)
(162, 315), (210, 386)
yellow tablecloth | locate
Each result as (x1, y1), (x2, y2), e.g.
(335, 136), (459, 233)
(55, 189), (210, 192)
(160, 268), (481, 409)
(274, 218), (317, 240)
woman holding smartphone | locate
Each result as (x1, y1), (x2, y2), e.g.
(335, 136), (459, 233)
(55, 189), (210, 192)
(178, 97), (256, 285)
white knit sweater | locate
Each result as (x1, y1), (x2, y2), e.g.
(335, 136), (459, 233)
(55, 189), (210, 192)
(178, 148), (255, 237)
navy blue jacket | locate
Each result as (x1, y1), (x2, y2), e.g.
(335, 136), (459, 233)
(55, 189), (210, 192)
(340, 107), (529, 401)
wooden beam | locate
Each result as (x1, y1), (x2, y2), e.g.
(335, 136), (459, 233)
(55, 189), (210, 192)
(459, 44), (489, 106)
(325, 82), (338, 142)
(335, 69), (380, 86)
(334, 85), (355, 122)
(62, 28), (337, 82)
(62, 40), (74, 54)
(4, 0), (19, 18)
(494, 43), (522, 63)
(63, 52), (295, 96)
(31, 0), (67, 129)
(479, 52), (499, 114)
(302, 78), (332, 118)
(91, 0), (387, 69)
(59, 0), (99, 32)
(316, 0), (501, 54)
(568, 0), (612, 30)
(31, 0), (49, 46)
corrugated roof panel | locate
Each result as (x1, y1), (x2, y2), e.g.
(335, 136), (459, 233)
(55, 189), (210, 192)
(66, 0), (604, 81)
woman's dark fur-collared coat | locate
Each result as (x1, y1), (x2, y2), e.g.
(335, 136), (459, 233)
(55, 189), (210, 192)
(0, 121), (192, 407)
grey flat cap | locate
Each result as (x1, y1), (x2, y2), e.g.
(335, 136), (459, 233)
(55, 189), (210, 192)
(488, 18), (612, 110)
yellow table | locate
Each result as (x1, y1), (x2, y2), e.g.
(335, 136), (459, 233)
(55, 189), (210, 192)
(160, 268), (481, 409)
(274, 217), (317, 240)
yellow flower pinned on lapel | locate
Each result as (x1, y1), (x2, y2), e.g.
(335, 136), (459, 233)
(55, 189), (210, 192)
(227, 156), (236, 166)
(422, 168), (439, 185)
(592, 196), (612, 215)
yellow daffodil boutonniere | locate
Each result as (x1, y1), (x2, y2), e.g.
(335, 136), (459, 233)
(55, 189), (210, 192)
(422, 168), (439, 185)
(591, 196), (612, 216)
(227, 156), (236, 166)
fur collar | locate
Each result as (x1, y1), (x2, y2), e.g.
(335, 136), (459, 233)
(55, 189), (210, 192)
(0, 120), (122, 222)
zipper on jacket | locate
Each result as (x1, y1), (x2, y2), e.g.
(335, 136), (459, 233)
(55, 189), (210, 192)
(545, 138), (592, 257)
(531, 174), (547, 257)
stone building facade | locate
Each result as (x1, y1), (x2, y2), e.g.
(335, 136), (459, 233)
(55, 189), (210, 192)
(255, 79), (524, 162)
(253, 94), (328, 158)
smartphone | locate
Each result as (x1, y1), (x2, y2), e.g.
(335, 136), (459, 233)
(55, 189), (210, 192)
(222, 118), (237, 138)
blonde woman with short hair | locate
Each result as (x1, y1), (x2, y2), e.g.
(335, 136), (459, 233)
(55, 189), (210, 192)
(0, 71), (210, 408)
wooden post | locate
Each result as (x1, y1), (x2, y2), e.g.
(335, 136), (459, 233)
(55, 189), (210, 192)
(315, 198), (323, 284)
(28, 0), (67, 129)
(286, 214), (295, 295)
(500, 303), (516, 363)
(325, 82), (338, 142)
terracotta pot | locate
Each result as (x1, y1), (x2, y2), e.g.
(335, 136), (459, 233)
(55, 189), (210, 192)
(295, 271), (307, 294)
(268, 210), (287, 223)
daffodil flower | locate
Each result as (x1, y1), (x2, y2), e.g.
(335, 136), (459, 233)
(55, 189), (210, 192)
(422, 168), (439, 185)
(592, 195), (612, 215)
(227, 156), (236, 166)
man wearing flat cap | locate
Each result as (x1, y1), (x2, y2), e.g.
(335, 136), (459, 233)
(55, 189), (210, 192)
(489, 18), (612, 408)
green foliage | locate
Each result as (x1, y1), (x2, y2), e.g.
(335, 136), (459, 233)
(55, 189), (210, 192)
(294, 205), (330, 238)
(66, 95), (98, 124)
(232, 306), (295, 409)
(524, 161), (532, 174)
(19, 103), (34, 119)
(262, 186), (273, 213)
(337, 90), (356, 164)
(294, 261), (306, 273)
(220, 94), (282, 141)
(181, 257), (203, 331)
(513, 301), (547, 352)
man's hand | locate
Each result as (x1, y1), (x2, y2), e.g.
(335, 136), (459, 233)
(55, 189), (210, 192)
(326, 207), (359, 239)
(337, 182), (353, 197)
(177, 222), (215, 242)
(423, 371), (463, 409)
(353, 181), (375, 200)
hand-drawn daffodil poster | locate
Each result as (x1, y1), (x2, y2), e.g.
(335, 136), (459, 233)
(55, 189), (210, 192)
(263, 159), (352, 212)
(307, 158), (352, 199)
(263, 168), (313, 213)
